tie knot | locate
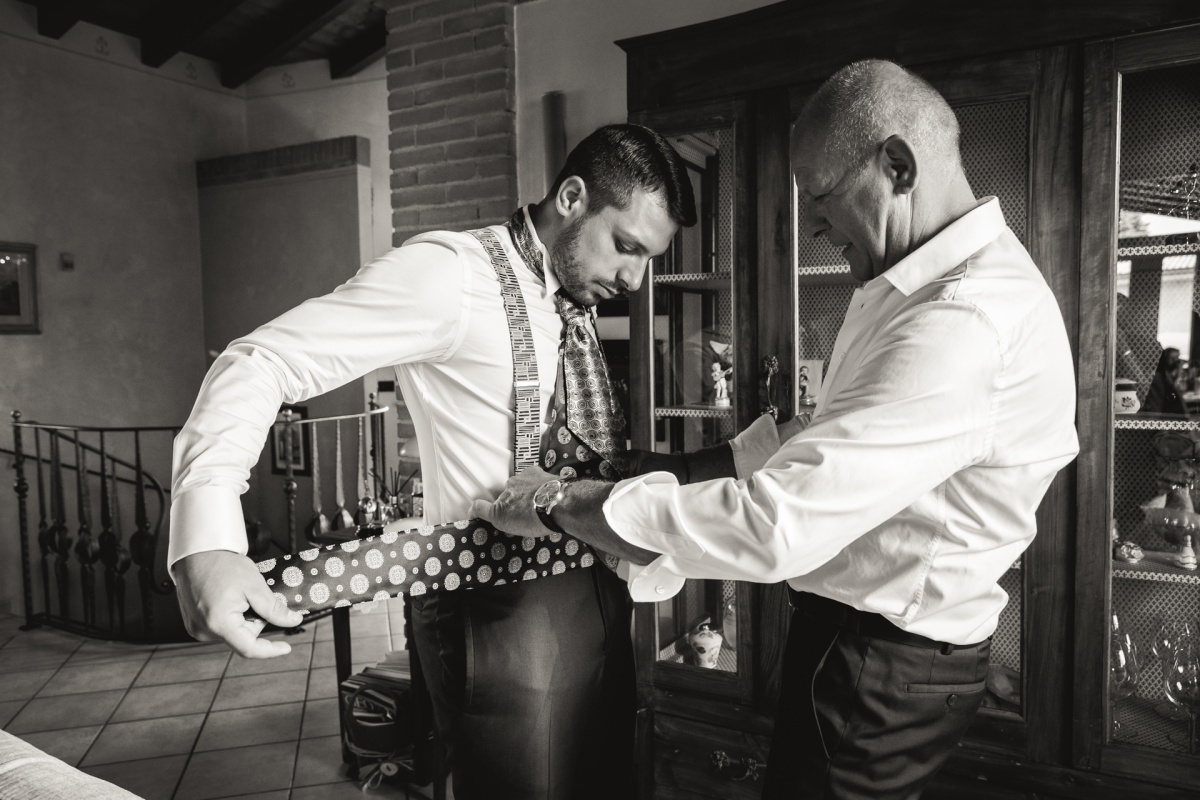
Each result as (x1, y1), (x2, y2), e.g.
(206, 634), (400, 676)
(555, 290), (587, 324)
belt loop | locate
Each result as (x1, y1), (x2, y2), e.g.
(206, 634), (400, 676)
(940, 642), (956, 655)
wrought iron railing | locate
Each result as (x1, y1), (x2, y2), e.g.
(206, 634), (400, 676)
(7, 401), (405, 642)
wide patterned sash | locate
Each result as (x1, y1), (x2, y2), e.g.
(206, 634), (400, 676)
(255, 224), (618, 615)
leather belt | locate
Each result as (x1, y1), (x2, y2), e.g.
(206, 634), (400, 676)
(790, 589), (988, 655)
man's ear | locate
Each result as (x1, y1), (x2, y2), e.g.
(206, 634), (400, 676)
(881, 135), (918, 195)
(555, 176), (589, 220)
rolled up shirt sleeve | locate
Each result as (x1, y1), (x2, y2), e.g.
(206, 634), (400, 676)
(168, 242), (469, 575)
(605, 301), (1001, 600)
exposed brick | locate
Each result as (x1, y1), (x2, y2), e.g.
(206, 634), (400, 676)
(394, 184), (447, 207)
(475, 155), (515, 179)
(394, 226), (426, 247)
(385, 48), (412, 71)
(392, 209), (420, 227)
(445, 90), (512, 119)
(385, 5), (413, 30)
(415, 120), (475, 146)
(387, 88), (416, 110)
(442, 47), (513, 80)
(389, 20), (443, 48)
(414, 34), (475, 65)
(446, 135), (513, 161)
(412, 0), (475, 22)
(418, 161), (479, 185)
(446, 175), (514, 203)
(443, 5), (512, 37)
(474, 27), (512, 51)
(390, 169), (419, 189)
(473, 70), (512, 95)
(420, 204), (480, 226)
(475, 114), (513, 138)
(478, 199), (516, 222)
(415, 76), (477, 105)
(389, 104), (447, 129)
(389, 61), (444, 89)
(388, 129), (416, 151)
(392, 144), (448, 167)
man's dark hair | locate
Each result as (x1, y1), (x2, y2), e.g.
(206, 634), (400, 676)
(549, 124), (698, 228)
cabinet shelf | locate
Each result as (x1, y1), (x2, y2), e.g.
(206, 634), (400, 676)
(1112, 550), (1200, 584)
(797, 265), (859, 286)
(1114, 414), (1200, 431)
(654, 405), (734, 419)
(653, 272), (731, 291)
(1117, 242), (1200, 258)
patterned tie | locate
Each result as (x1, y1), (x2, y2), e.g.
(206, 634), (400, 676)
(508, 208), (628, 478)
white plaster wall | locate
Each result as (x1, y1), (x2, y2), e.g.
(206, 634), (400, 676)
(514, 0), (777, 204)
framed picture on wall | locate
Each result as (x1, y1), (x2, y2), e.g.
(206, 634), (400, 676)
(0, 242), (38, 334)
(270, 404), (312, 476)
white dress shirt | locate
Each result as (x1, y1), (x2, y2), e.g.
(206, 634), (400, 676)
(604, 198), (1080, 644)
(169, 213), (585, 573)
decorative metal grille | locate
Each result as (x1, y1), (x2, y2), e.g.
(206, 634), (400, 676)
(957, 101), (1030, 244)
(1119, 63), (1200, 217)
(993, 567), (1022, 673)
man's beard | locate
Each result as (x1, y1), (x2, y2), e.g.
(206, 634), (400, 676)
(549, 214), (593, 307)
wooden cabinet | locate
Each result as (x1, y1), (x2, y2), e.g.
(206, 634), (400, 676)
(619, 4), (1200, 798)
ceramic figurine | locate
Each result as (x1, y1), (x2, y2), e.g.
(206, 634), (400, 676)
(1114, 540), (1144, 563)
(1177, 534), (1198, 570)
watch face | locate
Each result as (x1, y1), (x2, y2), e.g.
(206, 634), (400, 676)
(534, 479), (562, 510)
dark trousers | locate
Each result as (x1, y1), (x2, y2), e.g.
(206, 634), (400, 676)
(409, 565), (635, 800)
(763, 591), (991, 800)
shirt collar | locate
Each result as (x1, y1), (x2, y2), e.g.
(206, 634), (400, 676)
(520, 205), (562, 295)
(881, 196), (1006, 297)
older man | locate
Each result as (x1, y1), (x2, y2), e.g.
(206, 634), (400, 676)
(477, 60), (1079, 799)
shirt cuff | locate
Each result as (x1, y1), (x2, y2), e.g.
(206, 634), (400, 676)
(622, 556), (688, 602)
(729, 413), (781, 478)
(167, 486), (250, 582)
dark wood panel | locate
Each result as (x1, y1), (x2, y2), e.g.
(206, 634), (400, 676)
(1025, 44), (1083, 768)
(1073, 39), (1118, 772)
(1114, 21), (1200, 71)
(619, 0), (1200, 112)
(654, 712), (770, 800)
(220, 0), (357, 88)
(754, 583), (788, 709)
(940, 749), (1200, 799)
(653, 690), (775, 737)
(328, 17), (385, 79)
(139, 0), (245, 68)
(753, 88), (795, 421)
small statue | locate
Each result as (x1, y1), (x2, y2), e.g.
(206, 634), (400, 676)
(687, 623), (724, 669)
(711, 361), (732, 407)
(1114, 540), (1144, 563)
(1177, 534), (1198, 570)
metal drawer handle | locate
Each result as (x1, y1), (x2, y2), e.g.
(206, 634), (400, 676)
(709, 749), (762, 781)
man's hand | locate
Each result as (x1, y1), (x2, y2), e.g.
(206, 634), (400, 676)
(469, 466), (556, 539)
(175, 550), (304, 658)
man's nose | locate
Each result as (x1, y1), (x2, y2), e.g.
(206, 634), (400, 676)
(803, 202), (826, 238)
(619, 260), (648, 294)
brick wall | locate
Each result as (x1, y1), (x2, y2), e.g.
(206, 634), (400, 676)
(385, 0), (518, 247)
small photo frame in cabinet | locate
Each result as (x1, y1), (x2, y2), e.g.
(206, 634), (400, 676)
(797, 359), (823, 407)
(270, 405), (312, 476)
(0, 242), (39, 334)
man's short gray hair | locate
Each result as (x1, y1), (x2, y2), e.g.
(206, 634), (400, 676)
(797, 59), (961, 175)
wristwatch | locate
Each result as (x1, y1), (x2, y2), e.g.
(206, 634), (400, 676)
(532, 478), (572, 534)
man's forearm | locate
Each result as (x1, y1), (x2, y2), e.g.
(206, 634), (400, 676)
(552, 480), (661, 565)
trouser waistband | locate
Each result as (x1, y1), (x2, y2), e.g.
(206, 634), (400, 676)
(789, 589), (988, 655)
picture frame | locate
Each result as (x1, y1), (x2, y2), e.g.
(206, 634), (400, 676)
(797, 359), (824, 408)
(0, 242), (39, 334)
(270, 404), (312, 476)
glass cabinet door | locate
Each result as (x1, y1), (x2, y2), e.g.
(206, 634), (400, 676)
(627, 114), (755, 699)
(1103, 44), (1200, 761)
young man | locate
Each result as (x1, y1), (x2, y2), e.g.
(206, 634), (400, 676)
(168, 124), (696, 799)
(477, 61), (1080, 799)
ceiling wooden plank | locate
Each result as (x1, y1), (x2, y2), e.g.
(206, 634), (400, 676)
(36, 0), (88, 39)
(220, 0), (359, 89)
(140, 0), (247, 68)
(328, 18), (385, 80)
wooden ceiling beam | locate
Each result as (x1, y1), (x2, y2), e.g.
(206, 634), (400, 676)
(139, 0), (246, 69)
(328, 18), (385, 80)
(220, 0), (358, 89)
(36, 0), (88, 39)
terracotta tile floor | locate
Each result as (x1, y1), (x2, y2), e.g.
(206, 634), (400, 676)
(0, 600), (433, 799)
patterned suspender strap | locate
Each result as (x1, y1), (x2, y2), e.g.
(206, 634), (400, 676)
(467, 227), (541, 473)
(254, 225), (601, 615)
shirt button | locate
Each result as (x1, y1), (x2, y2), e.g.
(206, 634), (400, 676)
(655, 585), (666, 595)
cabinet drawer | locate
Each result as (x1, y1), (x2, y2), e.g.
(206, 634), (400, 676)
(653, 712), (770, 800)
